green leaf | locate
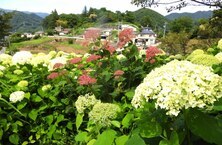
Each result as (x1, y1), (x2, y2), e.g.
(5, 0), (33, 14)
(17, 102), (27, 110)
(9, 133), (19, 145)
(0, 129), (3, 140)
(213, 98), (222, 111)
(187, 109), (222, 145)
(76, 113), (83, 130)
(94, 129), (117, 145)
(115, 135), (129, 145)
(45, 115), (54, 125)
(138, 118), (162, 138)
(122, 113), (134, 128)
(169, 131), (179, 145)
(66, 121), (73, 130)
(11, 123), (18, 133)
(159, 139), (170, 145)
(125, 134), (146, 145)
(22, 141), (28, 145)
(28, 109), (38, 121)
(87, 139), (96, 145)
(37, 88), (45, 97)
(47, 125), (56, 139)
(15, 121), (23, 126)
(61, 98), (69, 105)
(125, 90), (135, 100)
(49, 95), (57, 103)
(75, 131), (88, 142)
(31, 94), (42, 102)
(56, 114), (64, 124)
(24, 93), (30, 100)
(111, 120), (121, 128)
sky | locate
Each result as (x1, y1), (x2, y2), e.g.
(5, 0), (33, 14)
(0, 0), (218, 16)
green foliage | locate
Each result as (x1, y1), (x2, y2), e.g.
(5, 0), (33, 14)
(133, 8), (168, 30)
(169, 17), (194, 33)
(160, 32), (190, 55)
(1, 29), (222, 145)
(0, 11), (11, 45)
(42, 9), (59, 30)
(187, 109), (222, 145)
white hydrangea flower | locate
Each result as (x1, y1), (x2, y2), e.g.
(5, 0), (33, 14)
(13, 69), (24, 75)
(48, 56), (67, 71)
(89, 102), (121, 127)
(139, 49), (146, 58)
(215, 52), (222, 62)
(132, 60), (222, 116)
(48, 51), (57, 59)
(0, 65), (6, 71)
(42, 84), (52, 92)
(75, 94), (100, 114)
(12, 51), (33, 65)
(9, 91), (25, 103)
(0, 53), (12, 65)
(217, 39), (222, 50)
(30, 53), (50, 67)
(17, 80), (28, 88)
(116, 54), (127, 61)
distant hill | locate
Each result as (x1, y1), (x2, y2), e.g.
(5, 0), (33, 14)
(10, 11), (43, 33)
(165, 11), (213, 20)
(0, 8), (49, 18)
(134, 8), (169, 28)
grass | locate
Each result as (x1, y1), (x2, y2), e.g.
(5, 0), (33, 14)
(9, 37), (54, 49)
(58, 41), (85, 49)
(7, 36), (89, 54)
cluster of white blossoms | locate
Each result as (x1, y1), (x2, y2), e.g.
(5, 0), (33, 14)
(215, 52), (222, 62)
(75, 94), (101, 114)
(41, 84), (52, 92)
(217, 39), (222, 50)
(9, 91), (25, 103)
(17, 80), (28, 88)
(0, 54), (12, 65)
(89, 102), (120, 127)
(132, 60), (222, 116)
(116, 54), (127, 61)
(12, 51), (33, 65)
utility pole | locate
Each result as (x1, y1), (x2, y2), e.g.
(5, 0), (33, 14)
(163, 22), (167, 38)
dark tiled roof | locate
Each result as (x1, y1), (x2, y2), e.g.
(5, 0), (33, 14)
(141, 27), (155, 35)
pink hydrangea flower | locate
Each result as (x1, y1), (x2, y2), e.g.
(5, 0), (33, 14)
(78, 74), (97, 85)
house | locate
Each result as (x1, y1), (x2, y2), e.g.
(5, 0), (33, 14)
(134, 27), (157, 48)
(35, 31), (45, 37)
(55, 26), (71, 36)
(21, 33), (35, 38)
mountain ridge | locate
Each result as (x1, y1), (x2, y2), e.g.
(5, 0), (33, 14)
(165, 10), (213, 20)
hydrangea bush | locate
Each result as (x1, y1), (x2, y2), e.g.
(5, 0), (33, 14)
(1, 30), (222, 145)
(132, 60), (222, 116)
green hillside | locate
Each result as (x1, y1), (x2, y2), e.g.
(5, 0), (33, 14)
(165, 11), (212, 20)
(134, 8), (169, 28)
(10, 11), (43, 33)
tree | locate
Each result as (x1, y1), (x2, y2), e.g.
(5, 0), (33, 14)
(169, 17), (194, 33)
(59, 14), (80, 28)
(42, 9), (59, 30)
(123, 11), (135, 23)
(0, 11), (12, 46)
(140, 16), (153, 27)
(131, 0), (222, 12)
(82, 6), (88, 17)
(160, 32), (190, 55)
